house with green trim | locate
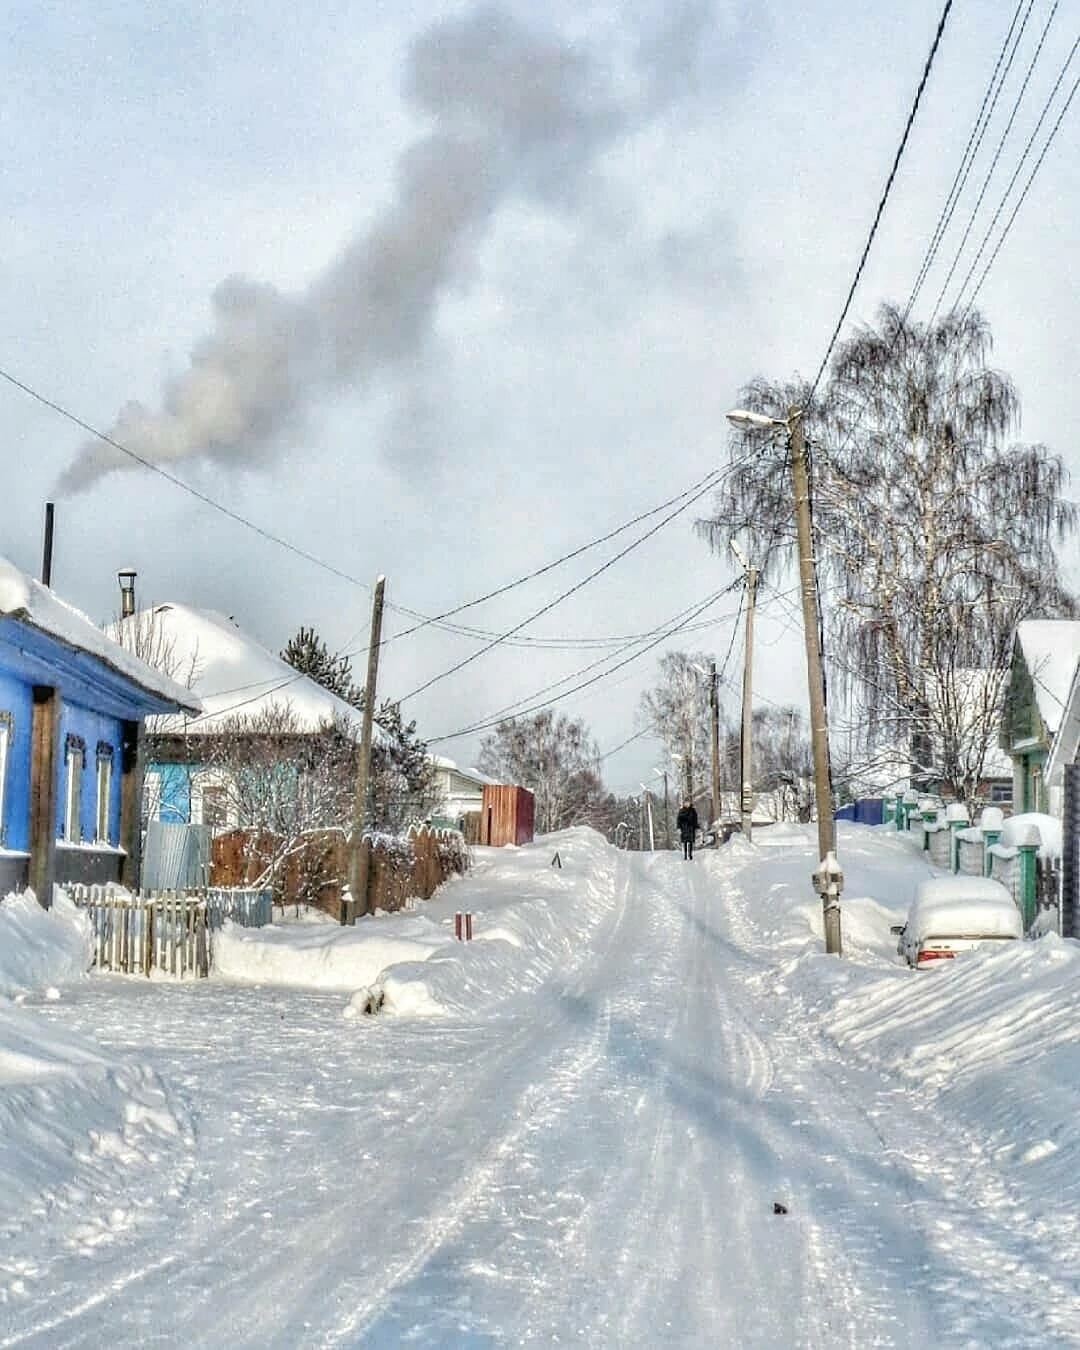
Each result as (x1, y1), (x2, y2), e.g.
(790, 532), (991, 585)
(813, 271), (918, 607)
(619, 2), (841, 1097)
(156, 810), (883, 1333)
(1000, 620), (1080, 816)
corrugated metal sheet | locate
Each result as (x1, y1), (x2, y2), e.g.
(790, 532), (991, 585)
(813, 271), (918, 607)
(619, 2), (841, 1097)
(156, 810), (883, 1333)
(142, 822), (212, 890)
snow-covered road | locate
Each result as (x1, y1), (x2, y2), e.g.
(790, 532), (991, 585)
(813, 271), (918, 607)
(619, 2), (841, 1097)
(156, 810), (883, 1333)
(5, 828), (1080, 1347)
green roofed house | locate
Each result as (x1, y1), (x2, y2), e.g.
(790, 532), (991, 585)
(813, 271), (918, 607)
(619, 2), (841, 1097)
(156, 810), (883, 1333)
(1000, 620), (1080, 817)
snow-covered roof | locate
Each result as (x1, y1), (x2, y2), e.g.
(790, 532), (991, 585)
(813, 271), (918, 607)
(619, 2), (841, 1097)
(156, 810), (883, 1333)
(1014, 620), (1080, 739)
(0, 555), (200, 714)
(429, 755), (499, 786)
(111, 604), (384, 740)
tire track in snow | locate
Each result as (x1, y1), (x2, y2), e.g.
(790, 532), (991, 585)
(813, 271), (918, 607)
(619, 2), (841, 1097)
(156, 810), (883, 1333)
(321, 855), (638, 1346)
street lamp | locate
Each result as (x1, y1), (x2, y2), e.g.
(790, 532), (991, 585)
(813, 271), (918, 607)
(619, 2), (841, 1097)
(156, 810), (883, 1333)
(725, 405), (842, 953)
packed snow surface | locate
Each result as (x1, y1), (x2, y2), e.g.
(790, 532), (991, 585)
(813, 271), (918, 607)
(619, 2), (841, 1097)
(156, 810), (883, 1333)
(3, 822), (1080, 1347)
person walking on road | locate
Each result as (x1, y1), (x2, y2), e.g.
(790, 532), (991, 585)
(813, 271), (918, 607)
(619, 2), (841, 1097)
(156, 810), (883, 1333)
(677, 799), (699, 860)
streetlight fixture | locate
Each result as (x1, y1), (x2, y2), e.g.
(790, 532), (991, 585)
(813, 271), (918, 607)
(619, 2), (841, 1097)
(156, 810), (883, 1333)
(725, 405), (842, 953)
(117, 567), (137, 619)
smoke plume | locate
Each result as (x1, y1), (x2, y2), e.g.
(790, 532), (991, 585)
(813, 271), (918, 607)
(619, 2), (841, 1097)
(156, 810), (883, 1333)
(56, 4), (627, 496)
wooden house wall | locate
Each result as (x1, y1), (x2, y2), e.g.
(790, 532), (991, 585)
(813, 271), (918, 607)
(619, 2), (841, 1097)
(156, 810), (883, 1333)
(0, 635), (173, 901)
(0, 664), (35, 853)
(55, 702), (124, 846)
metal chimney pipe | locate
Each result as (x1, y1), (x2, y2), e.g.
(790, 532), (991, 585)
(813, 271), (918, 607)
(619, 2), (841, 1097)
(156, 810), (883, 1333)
(41, 502), (55, 586)
(117, 567), (137, 619)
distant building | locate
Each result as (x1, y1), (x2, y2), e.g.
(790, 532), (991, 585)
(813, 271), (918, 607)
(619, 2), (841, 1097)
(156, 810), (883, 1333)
(1000, 621), (1080, 816)
(427, 755), (498, 827)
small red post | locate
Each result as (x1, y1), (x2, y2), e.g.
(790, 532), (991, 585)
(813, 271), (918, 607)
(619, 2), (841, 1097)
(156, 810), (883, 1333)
(465, 912), (473, 941)
(454, 912), (462, 940)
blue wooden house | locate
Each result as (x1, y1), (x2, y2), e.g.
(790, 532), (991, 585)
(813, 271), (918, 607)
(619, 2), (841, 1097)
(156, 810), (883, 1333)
(0, 556), (200, 904)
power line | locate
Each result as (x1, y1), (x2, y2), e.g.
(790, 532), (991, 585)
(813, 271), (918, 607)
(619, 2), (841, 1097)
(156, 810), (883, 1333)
(929, 0), (1060, 324)
(400, 472), (726, 703)
(428, 582), (738, 744)
(0, 364), (370, 588)
(376, 469), (723, 645)
(957, 34), (1079, 317)
(808, 0), (955, 403)
(463, 583), (749, 736)
(0, 356), (735, 663)
(903, 0), (1032, 323)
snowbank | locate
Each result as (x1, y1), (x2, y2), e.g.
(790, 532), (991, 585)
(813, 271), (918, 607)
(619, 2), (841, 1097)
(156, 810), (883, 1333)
(0, 889), (92, 995)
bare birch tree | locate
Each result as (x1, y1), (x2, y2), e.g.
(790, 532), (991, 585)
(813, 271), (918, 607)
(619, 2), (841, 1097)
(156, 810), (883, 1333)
(477, 710), (607, 834)
(700, 304), (1077, 801)
(639, 651), (717, 805)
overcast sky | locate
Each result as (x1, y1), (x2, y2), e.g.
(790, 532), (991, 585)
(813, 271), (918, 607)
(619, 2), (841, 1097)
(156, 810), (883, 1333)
(6, 0), (1078, 796)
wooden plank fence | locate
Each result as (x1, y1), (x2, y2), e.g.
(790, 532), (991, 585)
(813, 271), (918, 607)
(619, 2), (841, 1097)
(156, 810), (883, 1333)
(67, 885), (267, 980)
(210, 825), (470, 917)
(69, 885), (210, 978)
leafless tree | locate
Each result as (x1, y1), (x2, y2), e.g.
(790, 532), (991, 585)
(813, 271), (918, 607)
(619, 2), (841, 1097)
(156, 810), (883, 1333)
(477, 710), (607, 834)
(113, 606), (203, 690)
(700, 304), (1077, 796)
(639, 651), (718, 804)
(197, 706), (359, 903)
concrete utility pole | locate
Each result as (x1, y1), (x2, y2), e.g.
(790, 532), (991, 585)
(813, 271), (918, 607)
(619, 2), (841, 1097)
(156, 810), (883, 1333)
(639, 785), (655, 851)
(788, 409), (841, 954)
(654, 767), (671, 848)
(726, 405), (842, 954)
(346, 576), (385, 923)
(731, 542), (758, 841)
(709, 661), (720, 843)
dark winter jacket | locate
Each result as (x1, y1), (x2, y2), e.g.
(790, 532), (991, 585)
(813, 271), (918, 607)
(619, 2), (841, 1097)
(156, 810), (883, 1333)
(676, 804), (699, 842)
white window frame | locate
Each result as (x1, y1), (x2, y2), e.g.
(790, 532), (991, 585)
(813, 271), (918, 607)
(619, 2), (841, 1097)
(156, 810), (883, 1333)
(143, 769), (163, 823)
(0, 713), (11, 847)
(96, 743), (114, 844)
(64, 735), (85, 843)
(191, 769), (238, 833)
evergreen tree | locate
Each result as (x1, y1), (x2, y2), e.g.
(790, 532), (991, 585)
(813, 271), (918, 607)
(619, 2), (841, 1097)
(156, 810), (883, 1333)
(282, 625), (437, 829)
(280, 627), (359, 704)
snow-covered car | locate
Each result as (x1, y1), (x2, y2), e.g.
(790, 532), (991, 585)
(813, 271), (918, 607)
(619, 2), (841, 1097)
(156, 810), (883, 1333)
(892, 876), (1023, 969)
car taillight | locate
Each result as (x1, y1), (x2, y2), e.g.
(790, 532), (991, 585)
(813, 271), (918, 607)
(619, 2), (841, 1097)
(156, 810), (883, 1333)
(917, 949), (955, 966)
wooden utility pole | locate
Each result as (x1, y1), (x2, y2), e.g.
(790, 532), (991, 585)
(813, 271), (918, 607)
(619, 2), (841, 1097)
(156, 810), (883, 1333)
(346, 576), (385, 924)
(709, 660), (720, 843)
(789, 409), (842, 954)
